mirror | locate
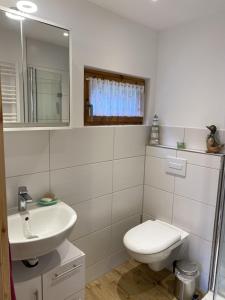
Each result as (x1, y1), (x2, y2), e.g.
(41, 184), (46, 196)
(0, 9), (23, 124)
(0, 8), (70, 128)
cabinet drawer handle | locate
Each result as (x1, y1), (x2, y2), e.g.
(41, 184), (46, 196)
(54, 264), (82, 280)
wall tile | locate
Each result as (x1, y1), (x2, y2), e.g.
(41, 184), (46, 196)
(86, 256), (111, 283)
(50, 161), (113, 206)
(69, 194), (112, 240)
(143, 185), (173, 223)
(114, 126), (149, 159)
(146, 146), (176, 158)
(142, 214), (153, 222)
(50, 127), (114, 170)
(112, 186), (143, 224)
(182, 234), (212, 292)
(111, 215), (140, 254)
(86, 250), (128, 283)
(184, 128), (208, 151)
(4, 131), (49, 177)
(145, 156), (174, 193)
(160, 126), (185, 147)
(74, 227), (111, 267)
(177, 150), (222, 169)
(173, 195), (215, 241)
(175, 164), (220, 206)
(113, 157), (144, 191)
(6, 172), (50, 209)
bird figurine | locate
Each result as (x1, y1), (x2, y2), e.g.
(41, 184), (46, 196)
(206, 125), (224, 154)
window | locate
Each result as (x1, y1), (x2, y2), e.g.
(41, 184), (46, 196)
(84, 68), (145, 125)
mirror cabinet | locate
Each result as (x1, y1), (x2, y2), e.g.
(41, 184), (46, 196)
(0, 7), (70, 128)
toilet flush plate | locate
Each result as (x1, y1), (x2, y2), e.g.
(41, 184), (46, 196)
(166, 156), (187, 177)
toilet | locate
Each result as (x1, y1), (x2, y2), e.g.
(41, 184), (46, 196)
(123, 219), (189, 272)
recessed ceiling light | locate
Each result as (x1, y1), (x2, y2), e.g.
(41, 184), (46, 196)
(152, 0), (158, 2)
(63, 32), (69, 37)
(16, 1), (38, 13)
(5, 9), (25, 21)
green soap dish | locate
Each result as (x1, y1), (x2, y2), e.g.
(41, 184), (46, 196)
(38, 199), (58, 206)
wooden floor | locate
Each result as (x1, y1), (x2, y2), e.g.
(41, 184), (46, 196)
(86, 260), (180, 300)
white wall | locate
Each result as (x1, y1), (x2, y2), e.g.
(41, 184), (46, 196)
(0, 0), (158, 127)
(155, 12), (225, 129)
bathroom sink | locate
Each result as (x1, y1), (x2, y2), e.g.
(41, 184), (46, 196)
(8, 202), (77, 261)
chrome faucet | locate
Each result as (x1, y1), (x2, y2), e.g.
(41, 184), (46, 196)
(18, 186), (32, 212)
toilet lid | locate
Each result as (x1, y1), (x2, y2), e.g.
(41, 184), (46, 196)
(123, 220), (181, 254)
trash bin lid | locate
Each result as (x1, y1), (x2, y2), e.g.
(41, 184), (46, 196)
(176, 260), (199, 276)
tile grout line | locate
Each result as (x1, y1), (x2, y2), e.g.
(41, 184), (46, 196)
(111, 127), (116, 253)
(144, 183), (217, 208)
(49, 130), (51, 193)
(171, 149), (177, 224)
(72, 213), (141, 242)
(49, 155), (146, 174)
(141, 137), (148, 223)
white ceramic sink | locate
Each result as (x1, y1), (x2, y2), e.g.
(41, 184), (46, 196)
(8, 202), (77, 261)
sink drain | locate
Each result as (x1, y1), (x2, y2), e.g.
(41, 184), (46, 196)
(22, 258), (39, 268)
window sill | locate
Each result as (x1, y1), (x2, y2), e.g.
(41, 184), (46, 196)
(84, 116), (143, 126)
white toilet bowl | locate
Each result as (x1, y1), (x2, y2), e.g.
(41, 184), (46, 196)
(123, 219), (189, 271)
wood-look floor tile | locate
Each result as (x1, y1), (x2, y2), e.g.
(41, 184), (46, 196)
(86, 260), (176, 300)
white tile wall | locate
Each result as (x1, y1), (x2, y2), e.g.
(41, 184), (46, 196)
(5, 126), (220, 289)
(184, 128), (208, 151)
(69, 194), (112, 240)
(6, 172), (50, 209)
(143, 145), (222, 291)
(111, 215), (140, 253)
(4, 131), (49, 177)
(146, 146), (176, 158)
(113, 156), (145, 191)
(114, 126), (148, 159)
(50, 127), (114, 170)
(156, 126), (225, 153)
(4, 125), (149, 282)
(112, 186), (143, 223)
(183, 234), (212, 291)
(175, 164), (219, 206)
(74, 227), (112, 267)
(173, 195), (215, 241)
(50, 161), (113, 205)
(159, 126), (185, 148)
(143, 185), (173, 223)
(145, 156), (174, 192)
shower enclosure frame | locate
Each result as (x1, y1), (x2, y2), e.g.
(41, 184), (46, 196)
(209, 155), (225, 299)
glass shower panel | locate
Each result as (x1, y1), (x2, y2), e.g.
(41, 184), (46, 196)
(214, 192), (225, 300)
(27, 67), (62, 123)
(36, 69), (62, 123)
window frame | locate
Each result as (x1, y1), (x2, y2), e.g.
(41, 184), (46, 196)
(84, 68), (145, 126)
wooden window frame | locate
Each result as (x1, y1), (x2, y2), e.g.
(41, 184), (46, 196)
(84, 68), (145, 126)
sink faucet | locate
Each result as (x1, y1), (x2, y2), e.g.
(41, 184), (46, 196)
(18, 186), (32, 212)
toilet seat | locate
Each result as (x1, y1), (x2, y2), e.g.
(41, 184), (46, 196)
(123, 220), (181, 255)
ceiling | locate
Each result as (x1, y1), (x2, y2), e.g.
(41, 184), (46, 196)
(88, 0), (225, 30)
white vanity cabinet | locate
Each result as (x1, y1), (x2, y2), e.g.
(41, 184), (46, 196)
(13, 241), (85, 300)
(14, 276), (42, 300)
(65, 290), (85, 300)
(42, 253), (85, 300)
